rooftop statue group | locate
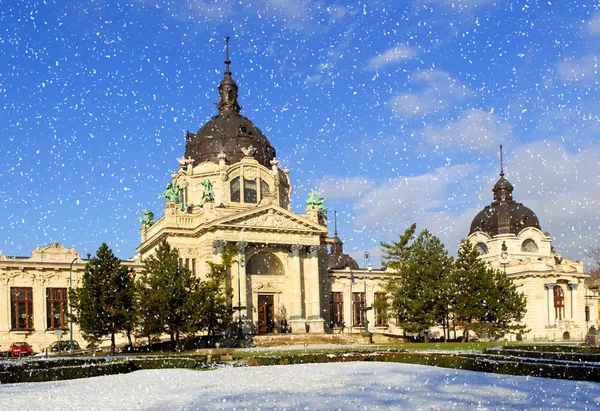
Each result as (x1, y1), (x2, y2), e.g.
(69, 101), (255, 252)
(140, 185), (325, 227)
(306, 189), (329, 216)
(159, 182), (187, 211)
(137, 210), (155, 227)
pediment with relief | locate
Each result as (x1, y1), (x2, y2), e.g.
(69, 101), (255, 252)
(253, 282), (282, 293)
(219, 208), (324, 233)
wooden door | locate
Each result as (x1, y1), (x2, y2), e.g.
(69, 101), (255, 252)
(258, 295), (275, 334)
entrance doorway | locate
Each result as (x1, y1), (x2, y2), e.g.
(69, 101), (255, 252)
(258, 295), (275, 334)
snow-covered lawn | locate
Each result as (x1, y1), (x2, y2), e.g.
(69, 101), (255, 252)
(1, 362), (599, 410)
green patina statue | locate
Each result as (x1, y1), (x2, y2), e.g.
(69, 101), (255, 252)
(159, 182), (187, 211)
(306, 189), (330, 215)
(136, 209), (156, 226)
(200, 179), (215, 202)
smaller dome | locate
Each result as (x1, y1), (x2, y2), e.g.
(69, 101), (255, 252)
(470, 146), (542, 237)
(470, 171), (541, 237)
(328, 236), (359, 270)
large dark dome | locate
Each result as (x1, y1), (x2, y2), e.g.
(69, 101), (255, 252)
(184, 37), (276, 167)
(469, 171), (541, 237)
(185, 112), (276, 167)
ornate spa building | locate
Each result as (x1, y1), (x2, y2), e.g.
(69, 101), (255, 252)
(0, 42), (598, 350)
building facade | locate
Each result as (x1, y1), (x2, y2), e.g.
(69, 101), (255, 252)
(1, 43), (598, 351)
(0, 244), (138, 351)
(466, 157), (598, 340)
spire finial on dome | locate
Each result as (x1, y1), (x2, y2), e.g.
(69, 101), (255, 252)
(499, 144), (504, 177)
(334, 210), (338, 237)
(217, 35), (241, 114)
(224, 35), (231, 75)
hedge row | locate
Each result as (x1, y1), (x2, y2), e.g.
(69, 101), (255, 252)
(246, 351), (600, 382)
(0, 355), (211, 384)
(483, 347), (600, 363)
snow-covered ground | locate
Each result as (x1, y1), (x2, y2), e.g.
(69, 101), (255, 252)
(1, 362), (599, 410)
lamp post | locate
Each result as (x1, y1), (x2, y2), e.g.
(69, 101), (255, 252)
(362, 252), (373, 342)
(233, 254), (246, 344)
(68, 257), (77, 353)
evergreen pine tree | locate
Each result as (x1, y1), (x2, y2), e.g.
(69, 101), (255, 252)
(136, 239), (197, 350)
(70, 243), (134, 353)
(382, 226), (453, 341)
(188, 244), (236, 347)
(452, 240), (528, 340)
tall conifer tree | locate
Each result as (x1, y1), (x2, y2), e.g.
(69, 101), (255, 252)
(136, 239), (197, 350)
(452, 241), (528, 340)
(70, 243), (134, 353)
(382, 226), (453, 341)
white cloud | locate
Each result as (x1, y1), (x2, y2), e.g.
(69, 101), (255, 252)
(317, 176), (375, 200)
(389, 69), (472, 117)
(423, 108), (513, 152)
(585, 12), (600, 35)
(337, 140), (600, 266)
(366, 46), (417, 70)
(426, 0), (496, 10)
(503, 141), (600, 261)
(349, 163), (479, 254)
(557, 55), (600, 83)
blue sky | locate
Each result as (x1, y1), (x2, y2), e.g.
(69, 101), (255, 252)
(1, 0), (599, 267)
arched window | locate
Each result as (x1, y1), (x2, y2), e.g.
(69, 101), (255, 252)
(553, 285), (565, 320)
(260, 178), (270, 201)
(230, 177), (240, 202)
(521, 239), (538, 253)
(247, 252), (284, 276)
(475, 242), (488, 255)
(244, 178), (257, 203)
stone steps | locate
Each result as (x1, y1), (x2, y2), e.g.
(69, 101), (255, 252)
(252, 333), (361, 347)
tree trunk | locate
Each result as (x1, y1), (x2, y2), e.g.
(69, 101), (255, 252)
(126, 329), (133, 350)
(175, 330), (180, 352)
(111, 332), (116, 354)
(424, 330), (429, 343)
(442, 320), (446, 342)
(463, 329), (469, 342)
(147, 335), (152, 351)
(170, 331), (175, 351)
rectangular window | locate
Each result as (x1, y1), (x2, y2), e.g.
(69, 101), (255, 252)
(11, 287), (34, 330)
(374, 292), (387, 326)
(185, 258), (189, 268)
(47, 288), (68, 330)
(244, 178), (257, 203)
(352, 292), (365, 327)
(179, 258), (183, 268)
(191, 258), (196, 276)
(330, 292), (343, 327)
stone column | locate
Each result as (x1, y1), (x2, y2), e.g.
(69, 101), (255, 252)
(568, 283), (578, 321)
(290, 244), (305, 334)
(545, 283), (555, 327)
(307, 244), (325, 333)
(33, 278), (45, 338)
(0, 280), (9, 332)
